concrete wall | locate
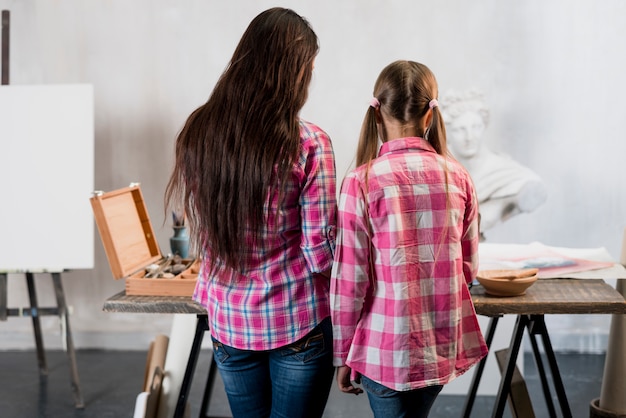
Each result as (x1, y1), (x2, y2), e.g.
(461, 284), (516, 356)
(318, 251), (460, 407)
(1, 0), (625, 368)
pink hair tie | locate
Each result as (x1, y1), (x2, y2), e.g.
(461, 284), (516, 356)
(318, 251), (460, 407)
(370, 97), (380, 109)
(429, 99), (439, 109)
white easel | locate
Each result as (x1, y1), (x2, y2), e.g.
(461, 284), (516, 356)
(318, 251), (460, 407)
(0, 10), (84, 409)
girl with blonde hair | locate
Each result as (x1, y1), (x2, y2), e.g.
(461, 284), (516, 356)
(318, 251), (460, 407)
(331, 60), (488, 418)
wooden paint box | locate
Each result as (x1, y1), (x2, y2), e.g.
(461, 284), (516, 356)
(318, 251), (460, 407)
(90, 184), (198, 297)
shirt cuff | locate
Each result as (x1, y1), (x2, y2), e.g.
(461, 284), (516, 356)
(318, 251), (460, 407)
(333, 356), (347, 367)
(301, 228), (336, 273)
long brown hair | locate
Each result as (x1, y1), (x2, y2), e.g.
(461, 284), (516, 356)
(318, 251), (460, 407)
(165, 8), (319, 272)
(356, 60), (448, 167)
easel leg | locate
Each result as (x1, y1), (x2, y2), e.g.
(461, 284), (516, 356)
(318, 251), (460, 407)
(462, 315), (500, 418)
(0, 273), (7, 321)
(26, 272), (47, 375)
(51, 273), (84, 409)
(2, 10), (10, 85)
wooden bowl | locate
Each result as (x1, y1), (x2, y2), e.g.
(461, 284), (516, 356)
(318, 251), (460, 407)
(476, 268), (539, 297)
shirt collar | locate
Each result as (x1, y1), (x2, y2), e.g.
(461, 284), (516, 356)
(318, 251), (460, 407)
(378, 137), (435, 157)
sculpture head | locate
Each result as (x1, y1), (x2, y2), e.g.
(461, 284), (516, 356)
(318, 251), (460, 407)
(441, 90), (490, 160)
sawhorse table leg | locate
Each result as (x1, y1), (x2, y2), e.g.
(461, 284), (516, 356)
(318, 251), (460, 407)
(492, 314), (529, 417)
(463, 314), (571, 418)
(199, 353), (219, 418)
(174, 314), (209, 417)
(462, 316), (501, 418)
(526, 316), (571, 417)
(174, 314), (227, 418)
(493, 315), (571, 418)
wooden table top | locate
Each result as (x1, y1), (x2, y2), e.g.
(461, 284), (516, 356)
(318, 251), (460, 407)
(103, 279), (626, 316)
(103, 291), (205, 314)
(471, 279), (626, 316)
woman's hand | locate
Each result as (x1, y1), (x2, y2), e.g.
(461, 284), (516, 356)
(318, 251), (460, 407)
(336, 365), (363, 395)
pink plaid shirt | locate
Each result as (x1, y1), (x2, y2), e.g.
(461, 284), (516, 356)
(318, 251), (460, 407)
(331, 137), (488, 391)
(193, 120), (337, 351)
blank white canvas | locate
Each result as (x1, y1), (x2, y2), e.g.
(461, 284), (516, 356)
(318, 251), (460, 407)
(0, 84), (94, 272)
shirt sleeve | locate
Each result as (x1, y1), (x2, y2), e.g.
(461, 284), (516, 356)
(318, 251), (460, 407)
(299, 125), (337, 273)
(330, 173), (372, 366)
(462, 175), (480, 284)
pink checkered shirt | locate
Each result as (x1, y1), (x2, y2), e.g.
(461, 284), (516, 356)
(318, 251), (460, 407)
(193, 120), (337, 351)
(331, 137), (488, 391)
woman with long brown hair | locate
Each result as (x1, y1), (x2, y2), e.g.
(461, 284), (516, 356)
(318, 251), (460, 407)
(166, 8), (337, 417)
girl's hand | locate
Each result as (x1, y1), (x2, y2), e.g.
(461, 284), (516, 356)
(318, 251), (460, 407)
(336, 365), (363, 395)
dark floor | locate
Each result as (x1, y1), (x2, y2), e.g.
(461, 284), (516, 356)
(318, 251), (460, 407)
(0, 349), (605, 418)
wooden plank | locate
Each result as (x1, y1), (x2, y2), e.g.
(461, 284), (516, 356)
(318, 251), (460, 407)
(102, 291), (205, 314)
(472, 279), (626, 316)
(103, 279), (626, 315)
(495, 349), (535, 418)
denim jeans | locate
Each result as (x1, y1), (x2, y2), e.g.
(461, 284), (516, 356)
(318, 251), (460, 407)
(211, 316), (334, 418)
(361, 375), (443, 418)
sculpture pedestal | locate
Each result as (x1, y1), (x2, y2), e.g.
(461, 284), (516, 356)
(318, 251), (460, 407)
(594, 230), (626, 416)
(590, 398), (626, 418)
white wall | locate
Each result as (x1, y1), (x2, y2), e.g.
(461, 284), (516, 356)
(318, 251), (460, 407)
(1, 1), (625, 365)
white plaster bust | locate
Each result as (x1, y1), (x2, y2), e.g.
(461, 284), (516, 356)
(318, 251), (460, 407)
(441, 90), (547, 234)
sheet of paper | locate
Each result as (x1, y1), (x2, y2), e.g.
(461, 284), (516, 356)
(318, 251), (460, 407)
(133, 392), (149, 418)
(157, 314), (197, 418)
(479, 242), (626, 279)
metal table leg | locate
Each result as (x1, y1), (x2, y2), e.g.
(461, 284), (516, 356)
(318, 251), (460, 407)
(199, 354), (219, 418)
(492, 315), (528, 418)
(174, 314), (210, 418)
(533, 316), (571, 417)
(462, 315), (501, 418)
(527, 326), (557, 417)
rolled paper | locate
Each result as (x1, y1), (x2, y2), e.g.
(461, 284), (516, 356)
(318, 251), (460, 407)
(156, 314), (198, 418)
(133, 392), (149, 418)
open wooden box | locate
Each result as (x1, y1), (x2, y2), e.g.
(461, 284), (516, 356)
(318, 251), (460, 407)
(90, 184), (198, 297)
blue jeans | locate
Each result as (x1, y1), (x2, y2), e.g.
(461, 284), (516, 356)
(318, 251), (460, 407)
(361, 375), (443, 418)
(211, 317), (334, 418)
